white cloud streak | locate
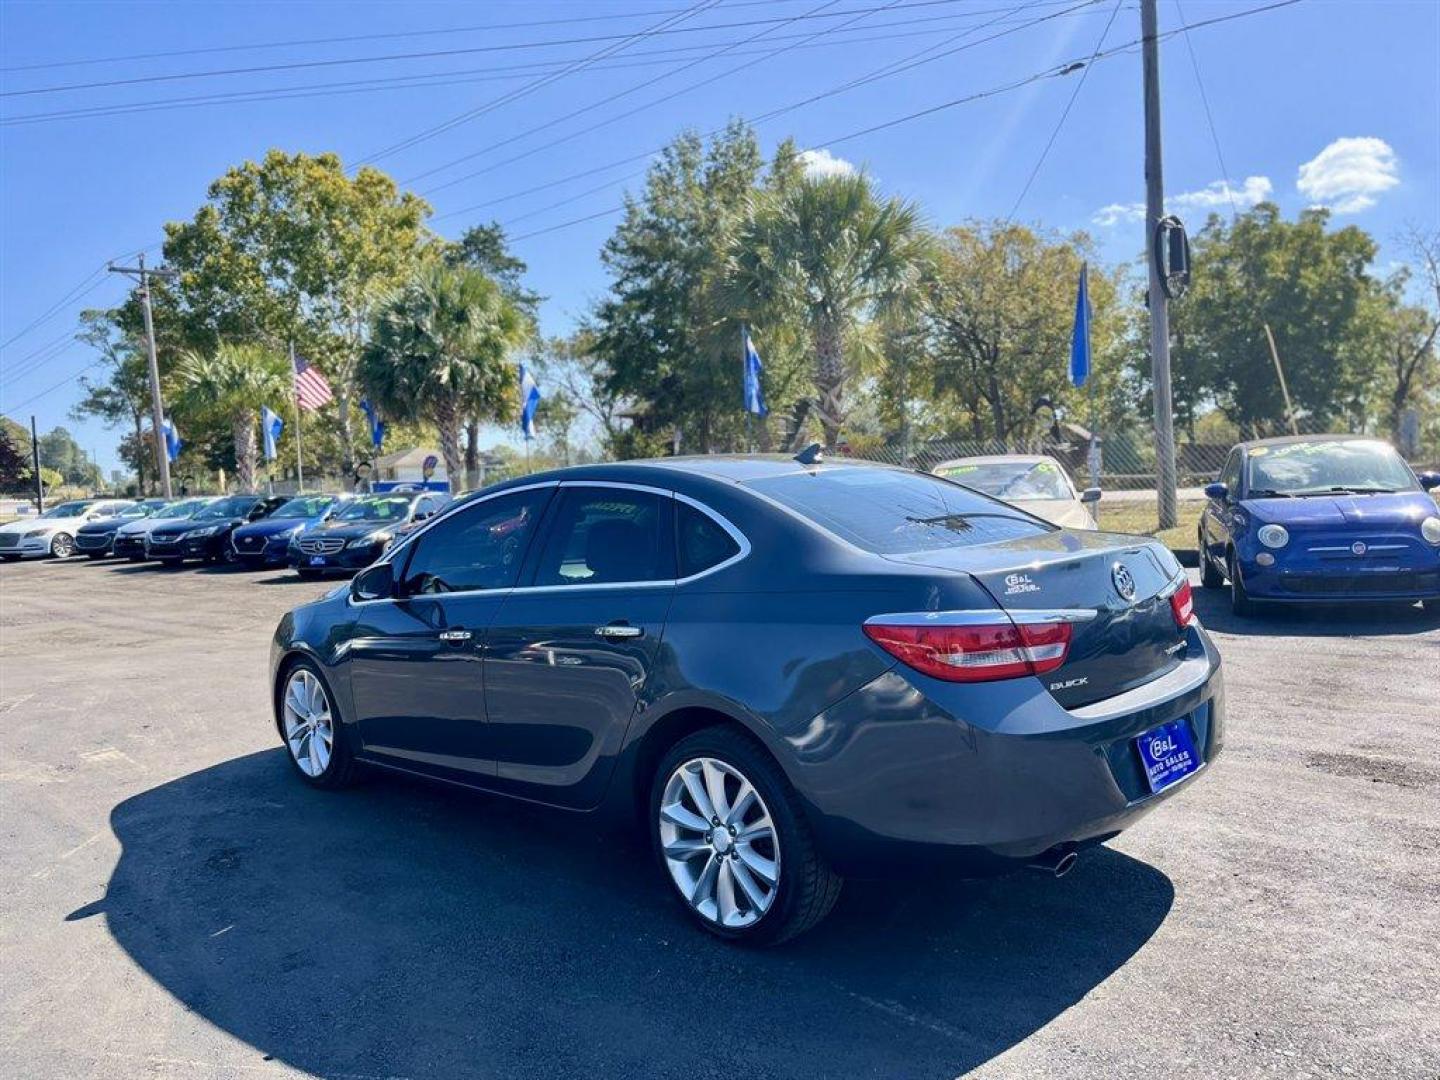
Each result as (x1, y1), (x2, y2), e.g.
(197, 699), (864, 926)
(797, 148), (856, 179)
(1091, 175), (1273, 227)
(1296, 136), (1399, 213)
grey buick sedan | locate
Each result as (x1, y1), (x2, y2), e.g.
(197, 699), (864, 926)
(270, 455), (1223, 944)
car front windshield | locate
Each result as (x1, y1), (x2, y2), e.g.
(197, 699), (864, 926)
(334, 496), (411, 523)
(159, 499), (209, 518)
(745, 467), (1051, 554)
(1247, 440), (1417, 496)
(936, 460), (1072, 501)
(194, 496), (256, 520)
(271, 495), (335, 520)
(38, 501), (92, 519)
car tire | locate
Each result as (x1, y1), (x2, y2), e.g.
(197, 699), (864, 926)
(651, 725), (842, 946)
(1199, 530), (1223, 589)
(50, 533), (75, 559)
(277, 660), (362, 789)
(1229, 553), (1255, 617)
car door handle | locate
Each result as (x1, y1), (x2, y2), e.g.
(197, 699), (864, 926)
(594, 624), (643, 639)
(438, 629), (473, 642)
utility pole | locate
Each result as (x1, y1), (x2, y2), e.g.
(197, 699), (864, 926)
(30, 415), (44, 512)
(109, 254), (176, 498)
(1141, 0), (1178, 529)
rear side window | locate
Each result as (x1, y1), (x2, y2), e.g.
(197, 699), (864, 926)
(532, 487), (674, 586)
(744, 467), (1051, 554)
(399, 489), (550, 595)
(676, 502), (741, 578)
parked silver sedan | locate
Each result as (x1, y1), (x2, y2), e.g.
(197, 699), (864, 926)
(933, 454), (1100, 529)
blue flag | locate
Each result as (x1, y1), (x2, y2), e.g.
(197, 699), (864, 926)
(359, 397), (386, 450)
(1070, 262), (1091, 389)
(160, 417), (183, 463)
(261, 406), (284, 462)
(519, 364), (541, 439)
(743, 328), (768, 417)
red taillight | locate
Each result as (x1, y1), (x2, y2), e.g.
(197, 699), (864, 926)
(863, 618), (1073, 683)
(1169, 579), (1194, 627)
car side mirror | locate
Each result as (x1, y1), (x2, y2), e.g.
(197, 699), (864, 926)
(352, 562), (394, 602)
(1203, 482), (1229, 502)
(1418, 471), (1440, 491)
(1080, 487), (1102, 504)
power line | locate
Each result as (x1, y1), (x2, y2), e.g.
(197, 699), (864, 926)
(2, 3), (1086, 127)
(0, 0), (982, 100)
(1004, 0), (1124, 222)
(356, 1), (724, 167)
(0, 2), (807, 74)
(3, 326), (84, 384)
(0, 264), (107, 349)
(408, 0), (893, 190)
(502, 0), (1303, 242)
(2, 358), (107, 414)
(1174, 0), (1238, 217)
(431, 0), (1080, 209)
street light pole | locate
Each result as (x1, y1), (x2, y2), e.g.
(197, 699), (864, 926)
(1141, 0), (1179, 529)
(109, 254), (176, 498)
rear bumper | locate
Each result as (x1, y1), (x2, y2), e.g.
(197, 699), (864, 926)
(792, 621), (1225, 877)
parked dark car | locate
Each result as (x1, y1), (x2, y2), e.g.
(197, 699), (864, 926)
(286, 491), (450, 578)
(146, 494), (289, 566)
(1198, 435), (1440, 614)
(112, 497), (216, 561)
(74, 499), (173, 558)
(270, 456), (1223, 944)
(230, 493), (349, 568)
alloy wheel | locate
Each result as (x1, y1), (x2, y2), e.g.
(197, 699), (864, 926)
(282, 668), (334, 778)
(51, 533), (75, 559)
(659, 757), (781, 929)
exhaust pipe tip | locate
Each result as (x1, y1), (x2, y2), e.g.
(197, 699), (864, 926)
(1027, 847), (1078, 879)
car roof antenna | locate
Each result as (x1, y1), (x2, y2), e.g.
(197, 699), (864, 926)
(794, 443), (824, 466)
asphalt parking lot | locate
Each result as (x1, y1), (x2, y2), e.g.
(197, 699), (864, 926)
(1, 557), (1437, 1079)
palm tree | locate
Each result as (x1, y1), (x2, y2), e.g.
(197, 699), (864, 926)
(359, 262), (526, 492)
(175, 342), (291, 490)
(729, 172), (929, 449)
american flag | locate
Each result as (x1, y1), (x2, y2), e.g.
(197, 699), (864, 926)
(293, 355), (334, 412)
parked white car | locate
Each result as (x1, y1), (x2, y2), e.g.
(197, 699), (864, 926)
(933, 454), (1101, 530)
(0, 499), (136, 561)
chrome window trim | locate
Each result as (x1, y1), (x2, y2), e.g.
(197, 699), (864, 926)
(864, 608), (1097, 627)
(348, 478), (756, 606)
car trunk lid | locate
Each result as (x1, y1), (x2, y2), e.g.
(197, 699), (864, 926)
(886, 531), (1189, 708)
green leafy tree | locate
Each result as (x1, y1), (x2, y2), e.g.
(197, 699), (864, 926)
(358, 262), (527, 492)
(0, 421), (31, 492)
(589, 123), (781, 455)
(728, 171), (930, 449)
(164, 151), (432, 472)
(175, 343), (292, 491)
(445, 221), (543, 483)
(1161, 203), (1390, 429)
(918, 223), (1129, 443)
(37, 426), (101, 487)
(70, 311), (160, 492)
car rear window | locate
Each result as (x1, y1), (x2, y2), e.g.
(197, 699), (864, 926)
(744, 467), (1051, 554)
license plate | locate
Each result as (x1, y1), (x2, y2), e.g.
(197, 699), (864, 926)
(1135, 720), (1201, 793)
(309, 556), (327, 566)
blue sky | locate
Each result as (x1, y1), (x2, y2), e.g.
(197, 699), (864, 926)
(2, 0), (1437, 473)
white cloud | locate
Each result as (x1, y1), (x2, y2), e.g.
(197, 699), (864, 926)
(1296, 136), (1399, 213)
(797, 148), (856, 179)
(1090, 175), (1273, 227)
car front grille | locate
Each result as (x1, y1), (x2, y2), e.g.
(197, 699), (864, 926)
(76, 533), (111, 549)
(298, 537), (345, 555)
(0, 534), (19, 549)
(234, 534), (266, 550)
(1281, 571), (1440, 595)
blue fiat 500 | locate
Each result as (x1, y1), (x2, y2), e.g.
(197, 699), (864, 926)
(1198, 435), (1440, 614)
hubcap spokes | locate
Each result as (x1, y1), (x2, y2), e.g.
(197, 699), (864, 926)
(282, 670), (333, 777)
(659, 757), (780, 928)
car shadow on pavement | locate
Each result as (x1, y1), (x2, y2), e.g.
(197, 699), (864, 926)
(1192, 582), (1440, 637)
(84, 750), (1173, 1079)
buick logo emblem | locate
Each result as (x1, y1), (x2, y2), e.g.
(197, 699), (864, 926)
(1351, 541), (1367, 556)
(1111, 561), (1137, 602)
